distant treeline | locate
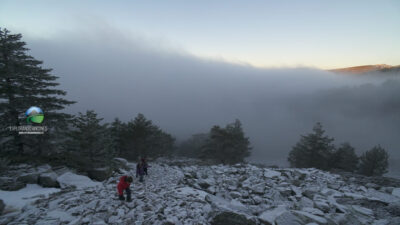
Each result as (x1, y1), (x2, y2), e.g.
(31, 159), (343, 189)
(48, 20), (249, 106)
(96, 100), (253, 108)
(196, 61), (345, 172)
(288, 122), (389, 176)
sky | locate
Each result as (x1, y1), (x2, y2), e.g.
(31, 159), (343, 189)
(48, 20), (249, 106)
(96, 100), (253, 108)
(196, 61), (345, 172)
(1, 0), (399, 69)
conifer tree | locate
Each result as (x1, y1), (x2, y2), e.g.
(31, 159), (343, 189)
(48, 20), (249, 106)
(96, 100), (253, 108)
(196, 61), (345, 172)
(0, 28), (74, 155)
(288, 122), (334, 170)
(331, 142), (359, 172)
(358, 145), (389, 176)
(67, 110), (108, 162)
(201, 119), (251, 164)
(121, 113), (175, 160)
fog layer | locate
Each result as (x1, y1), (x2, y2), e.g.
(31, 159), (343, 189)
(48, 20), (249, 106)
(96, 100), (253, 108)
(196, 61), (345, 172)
(25, 28), (400, 174)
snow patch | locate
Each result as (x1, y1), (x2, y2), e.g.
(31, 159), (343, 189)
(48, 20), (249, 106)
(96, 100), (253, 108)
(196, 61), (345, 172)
(57, 172), (101, 189)
(0, 184), (60, 210)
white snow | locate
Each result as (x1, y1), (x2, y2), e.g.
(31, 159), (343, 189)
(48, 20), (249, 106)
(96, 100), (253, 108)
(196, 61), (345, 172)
(0, 184), (60, 210)
(57, 172), (101, 189)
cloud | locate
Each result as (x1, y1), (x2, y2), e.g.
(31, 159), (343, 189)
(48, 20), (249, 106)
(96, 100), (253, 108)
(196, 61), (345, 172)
(23, 25), (400, 174)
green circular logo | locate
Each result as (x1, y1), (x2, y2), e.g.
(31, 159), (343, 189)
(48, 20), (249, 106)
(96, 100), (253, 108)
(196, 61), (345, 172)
(25, 106), (44, 123)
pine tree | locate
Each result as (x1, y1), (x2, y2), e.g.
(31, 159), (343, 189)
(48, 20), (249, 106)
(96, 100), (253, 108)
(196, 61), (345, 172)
(331, 142), (359, 172)
(0, 28), (75, 155)
(121, 113), (175, 160)
(66, 110), (108, 162)
(358, 145), (389, 176)
(288, 122), (335, 170)
(109, 118), (126, 156)
(202, 119), (251, 164)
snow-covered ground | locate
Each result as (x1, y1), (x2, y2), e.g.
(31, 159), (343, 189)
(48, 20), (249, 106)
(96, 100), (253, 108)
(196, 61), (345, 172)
(1, 158), (400, 224)
(0, 184), (60, 212)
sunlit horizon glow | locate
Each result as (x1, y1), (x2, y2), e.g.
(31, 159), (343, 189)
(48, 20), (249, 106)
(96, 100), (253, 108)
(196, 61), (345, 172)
(1, 0), (399, 69)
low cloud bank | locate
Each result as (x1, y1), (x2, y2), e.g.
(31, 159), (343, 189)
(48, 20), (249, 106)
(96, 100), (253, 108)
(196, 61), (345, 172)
(25, 27), (400, 174)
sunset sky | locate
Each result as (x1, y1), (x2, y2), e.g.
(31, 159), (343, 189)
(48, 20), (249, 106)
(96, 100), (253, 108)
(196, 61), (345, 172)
(1, 0), (399, 69)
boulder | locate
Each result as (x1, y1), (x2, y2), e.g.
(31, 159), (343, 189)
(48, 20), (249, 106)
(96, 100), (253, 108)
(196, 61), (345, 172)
(211, 211), (256, 225)
(314, 201), (330, 213)
(351, 205), (374, 217)
(57, 172), (101, 189)
(198, 179), (212, 189)
(292, 210), (328, 224)
(0, 199), (4, 215)
(230, 191), (242, 199)
(299, 197), (314, 209)
(0, 177), (26, 191)
(386, 202), (400, 217)
(252, 195), (263, 205)
(392, 188), (400, 198)
(38, 172), (60, 188)
(275, 211), (303, 225)
(87, 167), (112, 181)
(36, 164), (52, 173)
(251, 183), (265, 195)
(17, 173), (39, 184)
(264, 170), (281, 178)
(205, 194), (250, 214)
(259, 205), (287, 225)
(303, 189), (317, 199)
(112, 158), (130, 170)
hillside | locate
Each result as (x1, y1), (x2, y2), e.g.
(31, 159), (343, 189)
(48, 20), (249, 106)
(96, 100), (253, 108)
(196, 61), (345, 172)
(1, 158), (400, 224)
(329, 64), (400, 74)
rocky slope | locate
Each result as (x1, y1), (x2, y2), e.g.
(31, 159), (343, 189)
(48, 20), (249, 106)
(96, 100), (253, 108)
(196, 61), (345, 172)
(1, 158), (400, 225)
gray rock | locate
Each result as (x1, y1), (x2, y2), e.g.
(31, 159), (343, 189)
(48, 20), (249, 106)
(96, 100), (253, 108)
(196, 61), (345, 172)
(292, 210), (328, 224)
(392, 188), (400, 198)
(112, 158), (130, 171)
(17, 173), (39, 184)
(211, 211), (256, 225)
(0, 177), (26, 191)
(0, 199), (5, 215)
(277, 187), (292, 197)
(299, 197), (314, 209)
(366, 183), (379, 190)
(38, 172), (60, 188)
(314, 201), (330, 213)
(251, 183), (265, 195)
(275, 211), (303, 225)
(230, 191), (242, 199)
(87, 167), (112, 181)
(303, 189), (317, 199)
(259, 205), (287, 225)
(37, 164), (52, 173)
(386, 202), (400, 217)
(328, 183), (341, 190)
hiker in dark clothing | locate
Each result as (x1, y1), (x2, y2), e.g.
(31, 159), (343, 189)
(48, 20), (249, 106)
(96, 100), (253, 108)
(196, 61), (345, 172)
(141, 157), (149, 175)
(136, 161), (145, 182)
(117, 176), (133, 202)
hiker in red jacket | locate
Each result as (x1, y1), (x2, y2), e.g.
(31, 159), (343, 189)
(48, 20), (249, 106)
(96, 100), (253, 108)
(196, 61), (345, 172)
(117, 176), (133, 202)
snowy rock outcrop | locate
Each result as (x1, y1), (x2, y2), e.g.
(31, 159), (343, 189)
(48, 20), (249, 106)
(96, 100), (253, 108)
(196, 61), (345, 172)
(57, 172), (101, 189)
(38, 172), (60, 188)
(1, 158), (400, 224)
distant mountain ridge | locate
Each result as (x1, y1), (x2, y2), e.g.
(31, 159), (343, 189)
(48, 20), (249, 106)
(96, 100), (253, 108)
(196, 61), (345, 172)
(329, 64), (400, 74)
